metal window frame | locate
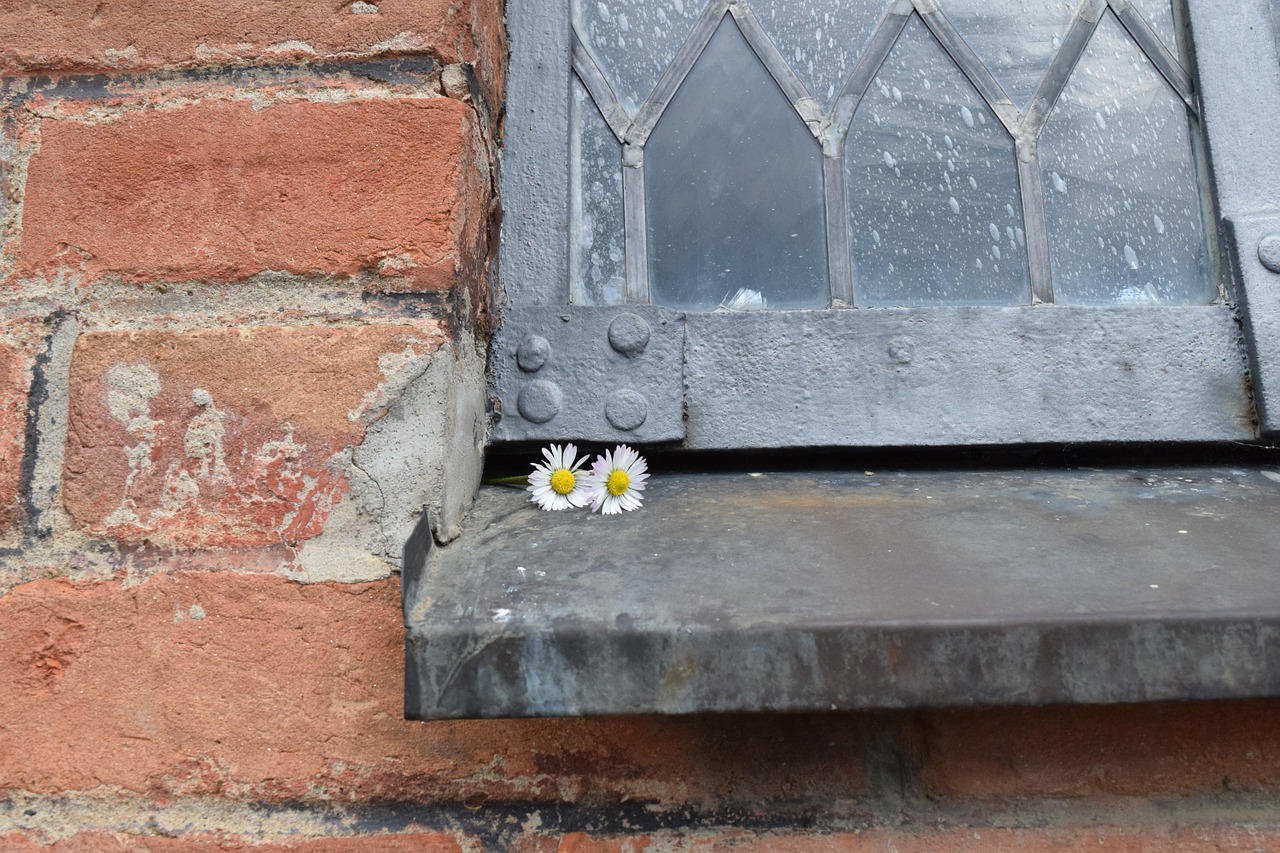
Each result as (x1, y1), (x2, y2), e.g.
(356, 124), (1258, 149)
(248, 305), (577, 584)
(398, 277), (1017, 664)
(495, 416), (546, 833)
(494, 0), (1278, 448)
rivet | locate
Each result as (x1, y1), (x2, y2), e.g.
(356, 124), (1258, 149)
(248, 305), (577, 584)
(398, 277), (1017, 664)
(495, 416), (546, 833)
(608, 313), (651, 357)
(887, 336), (915, 365)
(516, 334), (551, 372)
(605, 388), (648, 431)
(517, 380), (562, 424)
(1259, 235), (1280, 273)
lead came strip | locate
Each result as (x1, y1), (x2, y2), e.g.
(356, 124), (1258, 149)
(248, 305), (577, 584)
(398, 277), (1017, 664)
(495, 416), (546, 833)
(824, 156), (856, 306)
(1017, 139), (1055, 304)
(626, 0), (730, 146)
(1112, 2), (1195, 111)
(571, 33), (634, 142)
(914, 0), (1021, 133)
(622, 144), (651, 304)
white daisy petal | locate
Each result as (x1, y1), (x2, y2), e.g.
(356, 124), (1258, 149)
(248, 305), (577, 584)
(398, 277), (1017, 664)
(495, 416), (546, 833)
(583, 444), (649, 514)
(527, 443), (591, 510)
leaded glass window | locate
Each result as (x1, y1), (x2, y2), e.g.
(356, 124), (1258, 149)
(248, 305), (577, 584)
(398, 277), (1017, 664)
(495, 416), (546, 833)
(568, 0), (1212, 310)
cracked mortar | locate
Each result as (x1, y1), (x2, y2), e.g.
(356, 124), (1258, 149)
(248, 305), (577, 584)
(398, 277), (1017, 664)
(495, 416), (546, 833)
(296, 326), (487, 581)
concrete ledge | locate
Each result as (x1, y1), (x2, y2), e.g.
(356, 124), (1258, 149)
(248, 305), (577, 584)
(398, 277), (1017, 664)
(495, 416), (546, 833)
(404, 466), (1280, 718)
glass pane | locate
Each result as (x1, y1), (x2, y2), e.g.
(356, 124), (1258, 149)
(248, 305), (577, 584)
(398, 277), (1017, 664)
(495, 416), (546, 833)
(646, 17), (828, 311)
(1038, 12), (1212, 305)
(572, 0), (704, 114)
(940, 0), (1076, 109)
(1128, 0), (1180, 57)
(845, 17), (1028, 308)
(752, 0), (886, 106)
(570, 77), (626, 306)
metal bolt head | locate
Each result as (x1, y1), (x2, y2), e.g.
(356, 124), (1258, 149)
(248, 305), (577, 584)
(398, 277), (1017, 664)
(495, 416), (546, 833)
(516, 334), (551, 372)
(517, 380), (562, 424)
(605, 388), (648, 431)
(608, 313), (651, 357)
(1259, 235), (1280, 273)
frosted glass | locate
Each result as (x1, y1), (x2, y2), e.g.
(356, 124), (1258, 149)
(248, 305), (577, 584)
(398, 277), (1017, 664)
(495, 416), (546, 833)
(645, 17), (828, 311)
(572, 0), (704, 113)
(752, 0), (886, 106)
(570, 77), (626, 305)
(845, 17), (1028, 308)
(940, 0), (1076, 109)
(1038, 12), (1212, 305)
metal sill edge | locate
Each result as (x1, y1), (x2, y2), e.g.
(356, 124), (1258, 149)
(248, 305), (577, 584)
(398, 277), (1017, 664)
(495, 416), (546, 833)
(403, 465), (1280, 719)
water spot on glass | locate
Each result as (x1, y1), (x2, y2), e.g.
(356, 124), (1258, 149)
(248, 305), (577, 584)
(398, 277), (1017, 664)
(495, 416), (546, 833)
(1153, 214), (1165, 234)
(1005, 203), (1015, 218)
(872, 228), (882, 244)
(944, 135), (954, 150)
(1124, 244), (1139, 269)
(961, 106), (975, 128)
(892, 86), (903, 103)
(968, 176), (978, 189)
(988, 222), (1000, 241)
(1015, 227), (1024, 245)
(883, 151), (897, 168)
(992, 244), (1002, 260)
(1051, 171), (1067, 193)
(949, 196), (961, 214)
(1095, 111), (1107, 131)
(1052, 34), (1061, 49)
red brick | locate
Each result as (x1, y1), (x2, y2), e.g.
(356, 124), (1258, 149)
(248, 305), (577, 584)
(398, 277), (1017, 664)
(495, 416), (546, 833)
(0, 0), (505, 107)
(0, 832), (466, 851)
(918, 701), (1280, 799)
(0, 338), (27, 536)
(0, 573), (867, 804)
(61, 324), (444, 550)
(19, 98), (490, 291)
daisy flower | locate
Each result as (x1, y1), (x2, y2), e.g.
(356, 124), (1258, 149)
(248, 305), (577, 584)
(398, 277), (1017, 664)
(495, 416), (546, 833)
(584, 444), (649, 514)
(527, 443), (590, 511)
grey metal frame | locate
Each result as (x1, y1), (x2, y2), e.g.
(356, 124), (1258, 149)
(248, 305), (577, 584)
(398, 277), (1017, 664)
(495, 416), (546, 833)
(493, 0), (1272, 448)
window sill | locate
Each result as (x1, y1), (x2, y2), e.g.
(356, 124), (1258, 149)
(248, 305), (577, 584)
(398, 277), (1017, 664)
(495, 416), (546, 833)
(403, 466), (1280, 719)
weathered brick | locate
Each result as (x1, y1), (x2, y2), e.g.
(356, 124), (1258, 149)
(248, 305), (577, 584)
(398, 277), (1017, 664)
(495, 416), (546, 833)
(0, 0), (505, 107)
(0, 573), (868, 804)
(61, 324), (444, 550)
(0, 832), (467, 851)
(19, 98), (489, 291)
(918, 701), (1280, 799)
(0, 338), (27, 536)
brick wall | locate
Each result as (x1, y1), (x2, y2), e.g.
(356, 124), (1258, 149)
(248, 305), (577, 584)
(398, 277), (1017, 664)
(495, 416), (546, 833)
(1, 2), (1278, 850)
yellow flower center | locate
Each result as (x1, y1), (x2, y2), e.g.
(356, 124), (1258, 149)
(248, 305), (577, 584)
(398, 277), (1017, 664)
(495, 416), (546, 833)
(550, 468), (576, 495)
(606, 469), (630, 497)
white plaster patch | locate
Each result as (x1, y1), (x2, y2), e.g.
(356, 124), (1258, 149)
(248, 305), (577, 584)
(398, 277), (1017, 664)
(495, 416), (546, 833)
(183, 388), (231, 483)
(104, 362), (162, 527)
(103, 45), (139, 64)
(263, 40), (318, 55)
(348, 340), (434, 423)
(370, 31), (429, 53)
